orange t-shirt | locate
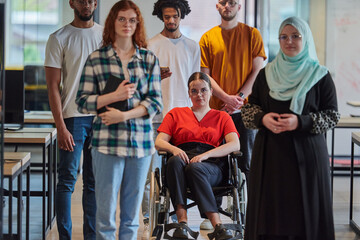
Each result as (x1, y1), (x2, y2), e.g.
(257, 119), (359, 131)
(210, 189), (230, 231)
(199, 22), (267, 110)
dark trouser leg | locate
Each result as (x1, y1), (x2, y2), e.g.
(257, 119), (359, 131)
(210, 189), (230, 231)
(166, 156), (188, 209)
(82, 124), (96, 240)
(185, 162), (223, 215)
(231, 112), (256, 182)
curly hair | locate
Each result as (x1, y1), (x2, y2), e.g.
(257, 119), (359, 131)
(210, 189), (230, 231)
(102, 0), (147, 48)
(152, 0), (191, 21)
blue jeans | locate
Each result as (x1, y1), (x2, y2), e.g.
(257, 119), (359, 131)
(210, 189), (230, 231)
(56, 116), (96, 240)
(91, 149), (151, 240)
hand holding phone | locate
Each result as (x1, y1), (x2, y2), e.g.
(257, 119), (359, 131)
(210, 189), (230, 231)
(160, 66), (170, 73)
(160, 66), (172, 80)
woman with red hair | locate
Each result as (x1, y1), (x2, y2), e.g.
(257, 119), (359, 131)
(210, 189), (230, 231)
(76, 1), (162, 239)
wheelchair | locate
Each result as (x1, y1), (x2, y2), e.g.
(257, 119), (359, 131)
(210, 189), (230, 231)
(148, 151), (248, 240)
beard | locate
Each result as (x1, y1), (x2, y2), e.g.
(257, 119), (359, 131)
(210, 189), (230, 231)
(165, 24), (178, 33)
(220, 11), (237, 21)
(74, 8), (94, 21)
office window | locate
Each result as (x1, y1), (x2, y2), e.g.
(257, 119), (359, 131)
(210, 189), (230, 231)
(4, 0), (62, 111)
(180, 0), (247, 42)
(259, 0), (309, 62)
(5, 0), (61, 67)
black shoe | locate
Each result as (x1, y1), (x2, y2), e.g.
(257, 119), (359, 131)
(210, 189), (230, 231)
(208, 224), (233, 240)
(173, 222), (188, 239)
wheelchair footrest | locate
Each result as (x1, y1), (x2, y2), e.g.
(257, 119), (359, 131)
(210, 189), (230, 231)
(151, 225), (163, 240)
(164, 222), (199, 240)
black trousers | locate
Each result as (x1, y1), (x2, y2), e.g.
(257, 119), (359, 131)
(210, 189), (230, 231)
(231, 112), (256, 181)
(166, 154), (225, 216)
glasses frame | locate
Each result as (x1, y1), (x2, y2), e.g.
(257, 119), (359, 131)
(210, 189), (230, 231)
(278, 34), (302, 42)
(189, 88), (210, 96)
(218, 1), (238, 7)
(117, 17), (139, 25)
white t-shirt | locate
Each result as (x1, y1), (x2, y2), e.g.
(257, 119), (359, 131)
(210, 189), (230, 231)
(148, 33), (200, 123)
(44, 23), (103, 119)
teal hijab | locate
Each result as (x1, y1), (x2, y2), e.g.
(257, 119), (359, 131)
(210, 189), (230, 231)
(265, 16), (328, 114)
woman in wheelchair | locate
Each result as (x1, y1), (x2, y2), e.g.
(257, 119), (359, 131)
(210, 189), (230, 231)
(155, 72), (240, 239)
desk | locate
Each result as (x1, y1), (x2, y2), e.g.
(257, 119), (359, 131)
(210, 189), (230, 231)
(331, 116), (360, 193)
(4, 132), (52, 240)
(6, 128), (58, 226)
(347, 101), (360, 107)
(347, 101), (360, 117)
(350, 132), (360, 235)
(24, 111), (54, 125)
(4, 152), (31, 240)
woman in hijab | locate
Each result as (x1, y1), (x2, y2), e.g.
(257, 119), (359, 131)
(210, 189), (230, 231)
(241, 16), (340, 240)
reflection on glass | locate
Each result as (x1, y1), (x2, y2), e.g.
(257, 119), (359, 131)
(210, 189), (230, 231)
(5, 0), (61, 67)
(180, 0), (246, 42)
(267, 0), (296, 62)
(0, 2), (5, 238)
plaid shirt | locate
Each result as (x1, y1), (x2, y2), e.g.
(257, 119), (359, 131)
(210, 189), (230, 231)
(76, 45), (162, 157)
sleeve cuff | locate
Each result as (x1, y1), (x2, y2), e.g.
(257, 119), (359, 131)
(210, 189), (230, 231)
(86, 95), (99, 114)
(254, 111), (266, 128)
(297, 115), (313, 131)
(140, 100), (158, 119)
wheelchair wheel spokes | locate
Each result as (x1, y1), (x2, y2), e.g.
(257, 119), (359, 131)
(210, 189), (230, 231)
(233, 168), (247, 239)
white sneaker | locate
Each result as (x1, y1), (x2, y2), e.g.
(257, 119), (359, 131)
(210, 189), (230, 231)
(142, 222), (150, 240)
(200, 219), (213, 230)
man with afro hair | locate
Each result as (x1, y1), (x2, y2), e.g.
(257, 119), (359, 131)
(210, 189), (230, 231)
(141, 0), (201, 239)
(152, 0), (191, 21)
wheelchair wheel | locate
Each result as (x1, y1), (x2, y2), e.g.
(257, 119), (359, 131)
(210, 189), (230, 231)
(231, 168), (247, 237)
(238, 169), (247, 225)
(149, 170), (160, 238)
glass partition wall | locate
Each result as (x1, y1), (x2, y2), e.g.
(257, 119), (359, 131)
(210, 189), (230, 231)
(0, 0), (5, 238)
(257, 0), (309, 62)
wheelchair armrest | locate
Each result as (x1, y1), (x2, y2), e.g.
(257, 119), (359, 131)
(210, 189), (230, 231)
(227, 151), (243, 184)
(231, 151), (243, 158)
(158, 150), (168, 157)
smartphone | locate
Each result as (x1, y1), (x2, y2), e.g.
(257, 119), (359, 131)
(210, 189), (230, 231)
(160, 66), (170, 73)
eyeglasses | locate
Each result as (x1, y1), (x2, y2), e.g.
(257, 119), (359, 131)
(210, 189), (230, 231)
(190, 88), (209, 96)
(218, 1), (238, 7)
(279, 34), (302, 42)
(117, 17), (139, 25)
(75, 0), (95, 5)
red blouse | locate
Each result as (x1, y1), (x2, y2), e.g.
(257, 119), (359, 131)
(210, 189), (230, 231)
(157, 107), (239, 147)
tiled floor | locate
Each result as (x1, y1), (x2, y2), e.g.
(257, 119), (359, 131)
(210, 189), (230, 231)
(4, 173), (360, 239)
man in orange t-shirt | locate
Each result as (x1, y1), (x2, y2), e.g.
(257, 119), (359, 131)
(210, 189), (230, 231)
(200, 0), (266, 181)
